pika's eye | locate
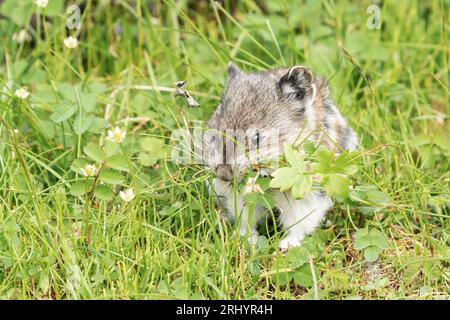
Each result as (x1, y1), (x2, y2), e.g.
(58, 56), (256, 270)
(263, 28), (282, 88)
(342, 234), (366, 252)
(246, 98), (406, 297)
(251, 132), (260, 148)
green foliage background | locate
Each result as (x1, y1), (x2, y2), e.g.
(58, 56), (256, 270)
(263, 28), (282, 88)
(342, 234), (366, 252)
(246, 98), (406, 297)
(0, 0), (448, 299)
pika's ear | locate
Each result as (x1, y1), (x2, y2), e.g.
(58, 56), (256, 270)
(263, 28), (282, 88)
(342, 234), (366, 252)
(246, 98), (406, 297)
(278, 66), (315, 102)
(227, 62), (242, 79)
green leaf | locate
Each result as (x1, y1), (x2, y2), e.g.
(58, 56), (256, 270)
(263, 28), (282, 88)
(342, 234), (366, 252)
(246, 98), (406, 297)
(313, 146), (334, 172)
(107, 155), (130, 172)
(349, 185), (390, 207)
(403, 262), (421, 285)
(38, 274), (50, 293)
(324, 270), (350, 290)
(0, 0), (33, 26)
(31, 85), (57, 105)
(286, 247), (309, 269)
(49, 103), (77, 123)
(35, 119), (55, 139)
(313, 146), (358, 175)
(12, 174), (29, 194)
(243, 192), (275, 210)
(291, 174), (313, 199)
(138, 152), (157, 166)
(366, 189), (390, 205)
(83, 143), (105, 163)
(13, 59), (27, 78)
(353, 229), (371, 250)
(58, 83), (78, 102)
(301, 230), (327, 256)
(410, 134), (432, 147)
(321, 174), (352, 197)
(368, 229), (389, 250)
(269, 167), (299, 192)
(73, 114), (95, 135)
(312, 148), (358, 194)
(93, 186), (114, 201)
(335, 151), (359, 175)
(433, 132), (450, 150)
(70, 181), (92, 196)
(256, 177), (272, 192)
(80, 92), (96, 112)
(99, 169), (124, 185)
(139, 137), (163, 151)
(139, 137), (167, 159)
(293, 264), (317, 288)
(270, 258), (293, 286)
(104, 140), (120, 157)
(87, 82), (107, 94)
(349, 189), (367, 203)
(303, 141), (316, 155)
(44, 0), (64, 16)
(423, 261), (442, 281)
(354, 228), (389, 262)
(269, 145), (313, 199)
(364, 245), (382, 262)
(87, 117), (108, 133)
(284, 143), (305, 171)
(22, 67), (46, 85)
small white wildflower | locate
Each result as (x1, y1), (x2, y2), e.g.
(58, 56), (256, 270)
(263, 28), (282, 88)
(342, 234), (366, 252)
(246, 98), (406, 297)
(64, 36), (78, 49)
(243, 177), (264, 195)
(35, 0), (49, 8)
(106, 127), (126, 144)
(12, 30), (31, 44)
(119, 188), (135, 202)
(15, 88), (30, 100)
(80, 164), (98, 177)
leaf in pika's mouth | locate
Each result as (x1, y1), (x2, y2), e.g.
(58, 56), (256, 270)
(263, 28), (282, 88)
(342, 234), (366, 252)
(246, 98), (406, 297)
(174, 81), (200, 108)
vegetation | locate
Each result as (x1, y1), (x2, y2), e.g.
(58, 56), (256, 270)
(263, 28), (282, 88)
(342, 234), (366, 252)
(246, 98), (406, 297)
(0, 0), (448, 299)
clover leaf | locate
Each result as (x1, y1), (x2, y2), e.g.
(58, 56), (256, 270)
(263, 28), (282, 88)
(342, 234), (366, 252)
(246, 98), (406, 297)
(353, 228), (389, 262)
(269, 144), (312, 199)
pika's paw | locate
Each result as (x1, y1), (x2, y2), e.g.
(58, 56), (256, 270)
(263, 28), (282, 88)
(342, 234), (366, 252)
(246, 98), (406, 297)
(278, 234), (303, 250)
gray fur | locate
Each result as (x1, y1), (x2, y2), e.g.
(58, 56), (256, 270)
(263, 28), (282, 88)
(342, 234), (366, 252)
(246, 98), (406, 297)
(206, 64), (359, 249)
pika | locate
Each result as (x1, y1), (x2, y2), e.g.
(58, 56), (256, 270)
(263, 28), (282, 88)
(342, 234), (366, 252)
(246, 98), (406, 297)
(204, 63), (358, 249)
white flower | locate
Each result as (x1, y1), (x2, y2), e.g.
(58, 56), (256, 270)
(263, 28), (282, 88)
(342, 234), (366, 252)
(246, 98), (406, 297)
(80, 164), (98, 177)
(436, 115), (444, 125)
(15, 88), (30, 99)
(12, 30), (31, 44)
(35, 0), (49, 8)
(64, 36), (78, 49)
(119, 188), (135, 202)
(243, 177), (264, 195)
(106, 127), (126, 143)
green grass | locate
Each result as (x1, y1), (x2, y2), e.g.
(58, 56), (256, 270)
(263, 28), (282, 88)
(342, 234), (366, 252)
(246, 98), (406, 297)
(0, 0), (449, 299)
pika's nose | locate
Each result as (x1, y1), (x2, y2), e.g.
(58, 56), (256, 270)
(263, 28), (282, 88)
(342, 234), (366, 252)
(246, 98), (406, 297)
(216, 164), (233, 182)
